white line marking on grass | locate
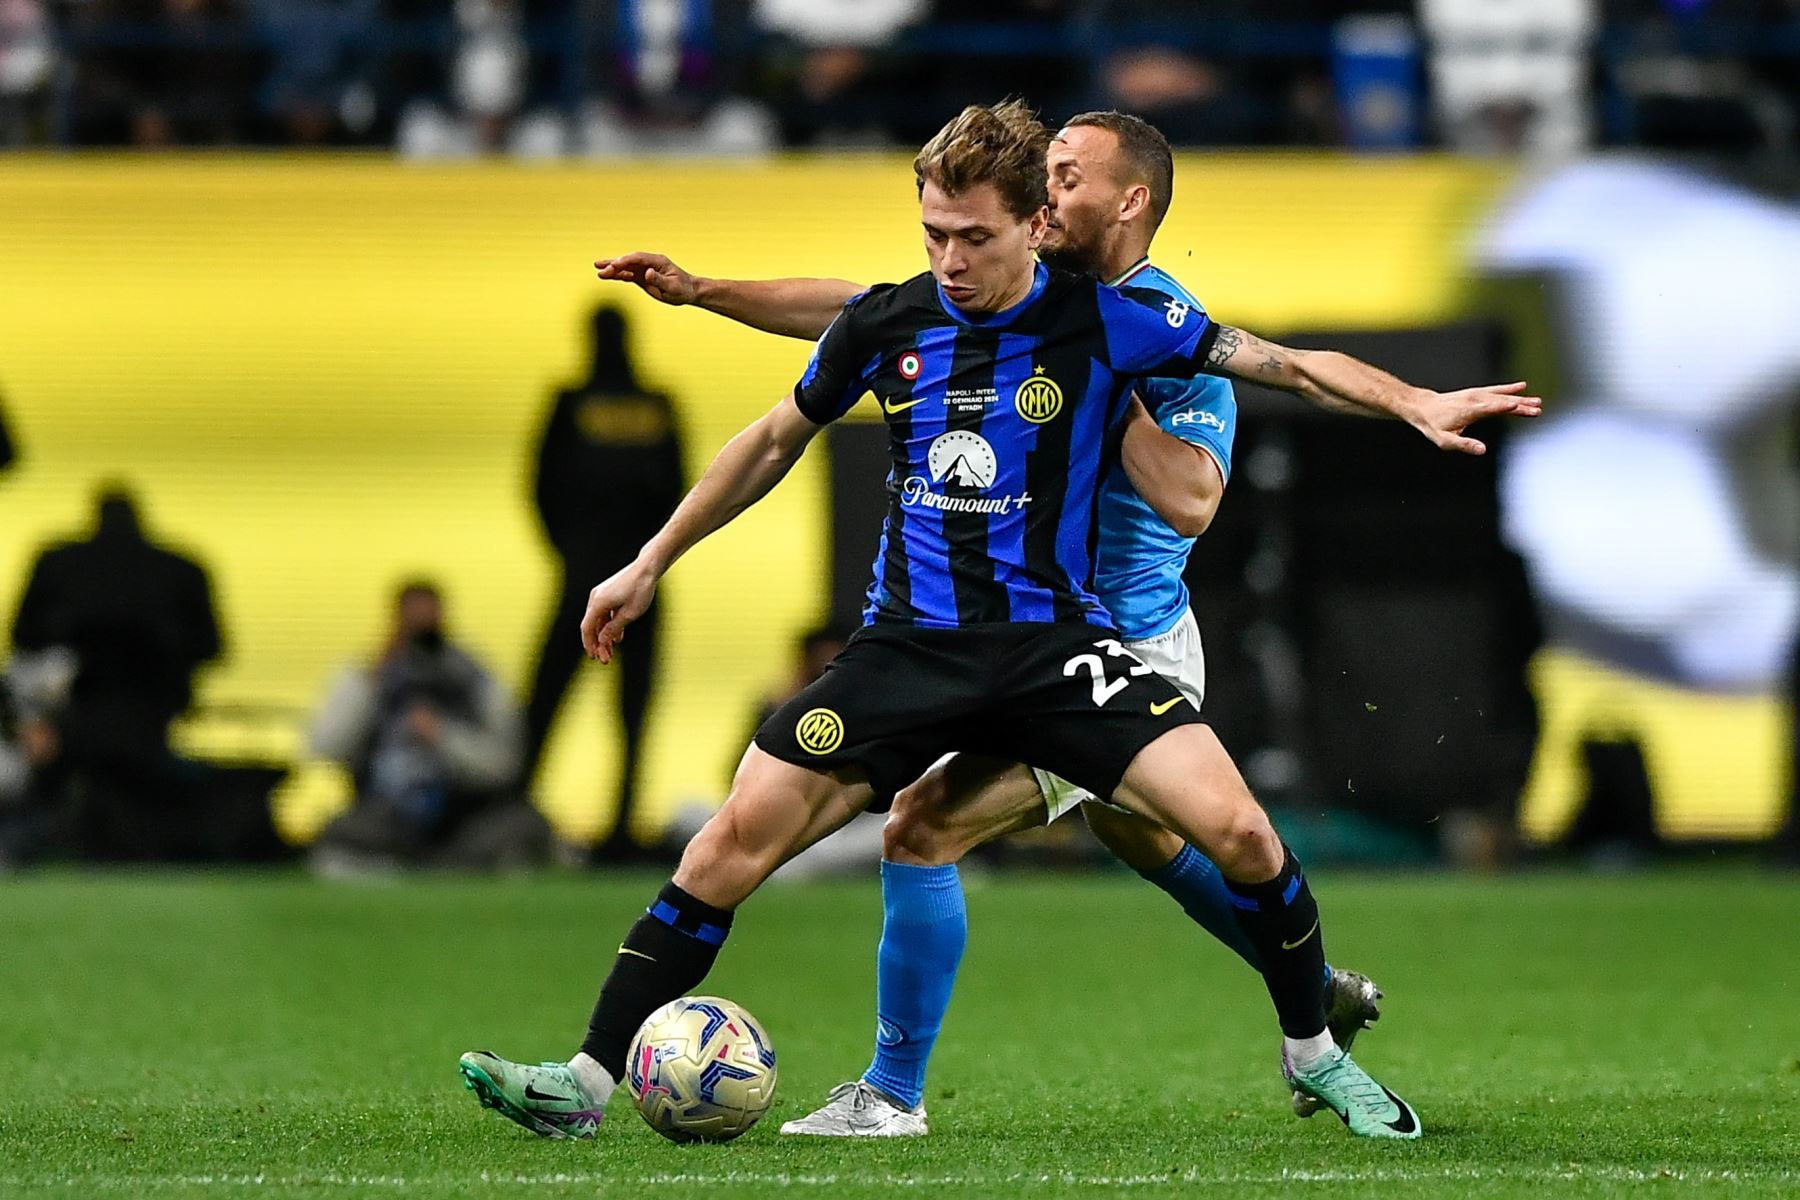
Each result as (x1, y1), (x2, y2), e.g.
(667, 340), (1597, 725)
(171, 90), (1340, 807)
(3, 1166), (1789, 1190)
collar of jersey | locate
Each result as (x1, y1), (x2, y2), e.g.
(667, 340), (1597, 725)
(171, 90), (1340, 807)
(1107, 257), (1153, 287)
(935, 262), (1049, 327)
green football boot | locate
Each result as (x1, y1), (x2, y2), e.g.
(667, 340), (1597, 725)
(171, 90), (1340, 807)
(1283, 1047), (1421, 1140)
(458, 1050), (609, 1140)
(1294, 968), (1383, 1117)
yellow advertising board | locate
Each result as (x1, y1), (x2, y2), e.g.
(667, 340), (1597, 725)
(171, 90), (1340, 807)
(7, 153), (1783, 845)
(0, 154), (1500, 842)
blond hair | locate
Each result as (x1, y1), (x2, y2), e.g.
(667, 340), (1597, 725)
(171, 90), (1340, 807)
(913, 100), (1050, 220)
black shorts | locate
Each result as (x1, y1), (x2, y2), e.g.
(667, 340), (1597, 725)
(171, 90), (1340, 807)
(753, 622), (1206, 810)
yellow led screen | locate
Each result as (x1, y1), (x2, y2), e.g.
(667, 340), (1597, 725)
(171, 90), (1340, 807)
(0, 153), (1513, 842)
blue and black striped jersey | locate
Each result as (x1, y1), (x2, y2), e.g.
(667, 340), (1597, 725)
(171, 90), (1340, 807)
(793, 262), (1219, 630)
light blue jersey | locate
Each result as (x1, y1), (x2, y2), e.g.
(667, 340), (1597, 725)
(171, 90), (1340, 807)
(1093, 261), (1237, 640)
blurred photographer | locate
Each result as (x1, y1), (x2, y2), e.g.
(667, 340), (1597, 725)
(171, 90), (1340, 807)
(309, 581), (544, 871)
(0, 648), (76, 866)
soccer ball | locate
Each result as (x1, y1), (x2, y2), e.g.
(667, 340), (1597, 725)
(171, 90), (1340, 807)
(625, 996), (778, 1143)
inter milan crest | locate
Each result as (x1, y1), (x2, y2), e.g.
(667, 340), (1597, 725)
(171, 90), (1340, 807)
(795, 707), (845, 755)
(1014, 366), (1063, 424)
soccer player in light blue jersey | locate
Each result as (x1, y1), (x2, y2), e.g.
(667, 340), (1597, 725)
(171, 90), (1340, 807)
(585, 109), (1534, 1139)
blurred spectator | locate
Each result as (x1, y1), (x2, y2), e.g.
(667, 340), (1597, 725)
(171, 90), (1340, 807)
(27, 0), (1800, 152)
(1601, 0), (1794, 153)
(5, 486), (287, 863)
(577, 0), (774, 155)
(0, 647), (76, 865)
(1331, 13), (1423, 149)
(1094, 48), (1274, 146)
(0, 0), (55, 144)
(524, 305), (682, 865)
(0, 664), (20, 818)
(70, 0), (263, 146)
(12, 487), (222, 761)
(308, 581), (546, 872)
(397, 0), (568, 155)
(911, 0), (1081, 143)
(253, 0), (382, 144)
(380, 0), (453, 132)
(753, 0), (925, 144)
(1092, 0), (1387, 146)
(1419, 0), (1597, 156)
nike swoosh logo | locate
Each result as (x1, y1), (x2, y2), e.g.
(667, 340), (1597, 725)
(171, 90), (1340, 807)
(1150, 697), (1184, 715)
(524, 1083), (572, 1103)
(1281, 920), (1319, 951)
(879, 396), (925, 414)
(1380, 1087), (1417, 1134)
(617, 946), (656, 962)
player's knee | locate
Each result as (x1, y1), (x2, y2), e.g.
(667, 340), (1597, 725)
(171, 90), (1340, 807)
(882, 776), (962, 865)
(1209, 804), (1283, 882)
(882, 804), (960, 866)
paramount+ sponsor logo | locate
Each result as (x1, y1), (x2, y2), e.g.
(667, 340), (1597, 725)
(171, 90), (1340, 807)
(900, 431), (1033, 516)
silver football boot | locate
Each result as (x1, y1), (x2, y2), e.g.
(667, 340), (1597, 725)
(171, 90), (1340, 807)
(779, 1079), (928, 1137)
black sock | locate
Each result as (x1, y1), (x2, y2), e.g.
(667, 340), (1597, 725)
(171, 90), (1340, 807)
(1224, 845), (1329, 1040)
(580, 881), (735, 1081)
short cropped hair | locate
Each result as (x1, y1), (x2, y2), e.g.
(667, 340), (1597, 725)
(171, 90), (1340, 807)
(1061, 110), (1175, 231)
(914, 99), (1051, 221)
(395, 579), (442, 605)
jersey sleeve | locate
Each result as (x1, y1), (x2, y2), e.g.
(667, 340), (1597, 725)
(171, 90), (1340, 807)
(1097, 283), (1220, 379)
(1142, 376), (1236, 484)
(792, 290), (876, 424)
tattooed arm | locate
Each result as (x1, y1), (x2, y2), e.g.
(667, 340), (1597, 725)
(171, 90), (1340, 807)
(1203, 325), (1543, 455)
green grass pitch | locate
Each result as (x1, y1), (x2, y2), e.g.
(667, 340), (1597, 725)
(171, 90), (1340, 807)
(2, 869), (1797, 1198)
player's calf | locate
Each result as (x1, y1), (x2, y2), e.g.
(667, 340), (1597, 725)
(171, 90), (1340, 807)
(1082, 801), (1186, 872)
(1115, 729), (1330, 1042)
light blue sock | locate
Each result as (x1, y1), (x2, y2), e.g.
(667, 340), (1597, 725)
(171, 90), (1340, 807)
(1140, 844), (1263, 971)
(862, 860), (966, 1109)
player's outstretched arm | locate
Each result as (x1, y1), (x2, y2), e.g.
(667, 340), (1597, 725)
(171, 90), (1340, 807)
(1203, 325), (1542, 456)
(595, 251), (864, 341)
(1118, 397), (1224, 538)
(582, 394), (822, 662)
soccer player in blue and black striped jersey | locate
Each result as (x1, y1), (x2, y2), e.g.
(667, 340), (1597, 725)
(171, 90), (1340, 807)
(588, 109), (1433, 1135)
(460, 102), (1538, 1143)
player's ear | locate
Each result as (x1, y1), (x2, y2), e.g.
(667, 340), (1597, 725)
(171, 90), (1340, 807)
(1119, 184), (1150, 223)
(1026, 206), (1049, 250)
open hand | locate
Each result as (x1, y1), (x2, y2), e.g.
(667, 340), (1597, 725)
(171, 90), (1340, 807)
(581, 559), (660, 663)
(1410, 381), (1542, 455)
(594, 252), (700, 306)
